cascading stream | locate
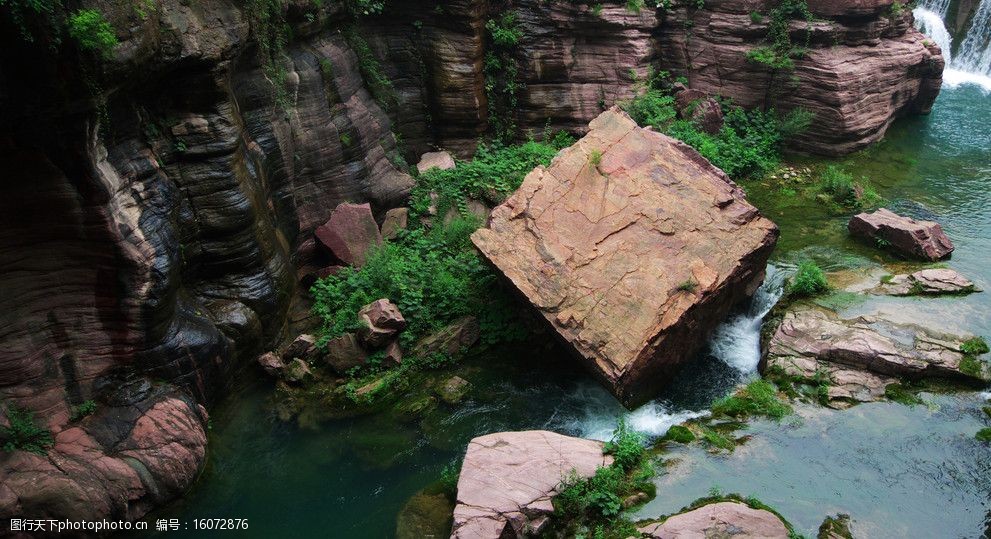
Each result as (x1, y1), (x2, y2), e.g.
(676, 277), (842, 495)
(914, 0), (991, 91)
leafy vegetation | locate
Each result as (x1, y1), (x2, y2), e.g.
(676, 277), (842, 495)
(246, 0), (293, 112)
(622, 73), (811, 180)
(961, 337), (989, 357)
(344, 26), (399, 111)
(551, 420), (655, 538)
(1, 404), (54, 455)
(484, 11), (523, 141)
(788, 260), (829, 298)
(312, 136), (573, 401)
(746, 0), (813, 73)
(711, 379), (792, 420)
(884, 383), (923, 406)
(699, 425), (736, 450)
(977, 428), (991, 442)
(816, 165), (883, 209)
(70, 400), (97, 421)
(67, 9), (117, 58)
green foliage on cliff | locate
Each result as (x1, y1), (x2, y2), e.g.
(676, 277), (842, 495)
(623, 79), (811, 179)
(1, 404), (54, 455)
(746, 0), (813, 73)
(344, 27), (399, 111)
(961, 337), (989, 357)
(67, 9), (117, 58)
(552, 420), (656, 538)
(484, 10), (523, 141)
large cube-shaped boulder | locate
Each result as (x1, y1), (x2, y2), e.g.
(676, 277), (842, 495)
(471, 108), (778, 406)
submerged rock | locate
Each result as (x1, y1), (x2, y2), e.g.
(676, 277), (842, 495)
(848, 208), (954, 261)
(818, 513), (855, 539)
(639, 501), (790, 538)
(415, 316), (481, 360)
(436, 376), (471, 405)
(767, 308), (989, 406)
(417, 151), (457, 174)
(397, 491), (454, 539)
(451, 431), (611, 539)
(870, 268), (978, 296)
(315, 202), (383, 267)
(471, 108), (778, 406)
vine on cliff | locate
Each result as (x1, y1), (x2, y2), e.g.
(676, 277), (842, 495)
(484, 9), (523, 142)
(245, 0), (294, 115)
(746, 0), (813, 71)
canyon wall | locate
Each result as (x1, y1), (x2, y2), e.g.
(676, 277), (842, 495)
(0, 0), (941, 525)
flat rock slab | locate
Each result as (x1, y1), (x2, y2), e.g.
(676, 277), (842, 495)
(870, 268), (978, 296)
(639, 501), (790, 538)
(451, 430), (611, 538)
(471, 108), (778, 405)
(767, 308), (989, 405)
(849, 208), (953, 261)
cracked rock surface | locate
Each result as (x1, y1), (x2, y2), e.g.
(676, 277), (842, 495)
(451, 430), (610, 539)
(472, 108), (778, 405)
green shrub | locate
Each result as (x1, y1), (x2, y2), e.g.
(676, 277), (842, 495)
(2, 405), (54, 455)
(604, 418), (646, 472)
(676, 279), (698, 293)
(589, 149), (603, 168)
(711, 379), (792, 419)
(961, 337), (989, 357)
(623, 86), (810, 180)
(67, 9), (117, 58)
(70, 400), (97, 421)
(788, 260), (828, 298)
(977, 428), (991, 442)
(344, 27), (398, 110)
(551, 420), (655, 537)
(816, 165), (884, 209)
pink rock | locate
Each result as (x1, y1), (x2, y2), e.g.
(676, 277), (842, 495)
(317, 265), (346, 279)
(675, 89), (724, 134)
(451, 431), (611, 538)
(357, 299), (407, 348)
(257, 352), (285, 377)
(848, 208), (954, 261)
(639, 502), (790, 538)
(472, 109), (777, 406)
(314, 202), (382, 267)
(283, 334), (318, 361)
(324, 333), (368, 374)
(416, 151), (456, 173)
(383, 341), (403, 366)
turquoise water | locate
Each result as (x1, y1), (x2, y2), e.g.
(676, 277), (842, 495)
(129, 86), (991, 538)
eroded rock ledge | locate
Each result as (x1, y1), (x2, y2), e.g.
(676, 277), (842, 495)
(472, 108), (778, 406)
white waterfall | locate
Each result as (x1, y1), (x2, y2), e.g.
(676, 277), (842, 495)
(709, 264), (786, 373)
(914, 0), (991, 92)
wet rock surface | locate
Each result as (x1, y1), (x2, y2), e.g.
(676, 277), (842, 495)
(849, 208), (954, 260)
(472, 108), (778, 405)
(869, 268), (979, 296)
(639, 501), (790, 538)
(451, 430), (611, 539)
(766, 308), (989, 406)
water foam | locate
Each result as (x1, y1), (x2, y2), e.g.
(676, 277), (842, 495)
(914, 0), (991, 93)
(709, 264), (786, 373)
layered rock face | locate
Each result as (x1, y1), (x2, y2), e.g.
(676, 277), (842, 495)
(451, 431), (611, 538)
(656, 0), (943, 154)
(472, 109), (778, 405)
(0, 0), (412, 524)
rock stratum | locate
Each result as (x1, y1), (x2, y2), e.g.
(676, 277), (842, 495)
(472, 108), (778, 405)
(0, 0), (940, 525)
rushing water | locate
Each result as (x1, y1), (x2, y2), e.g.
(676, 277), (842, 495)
(129, 85), (991, 538)
(915, 0), (991, 91)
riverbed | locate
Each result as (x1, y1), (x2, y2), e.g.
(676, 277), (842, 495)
(128, 83), (991, 538)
